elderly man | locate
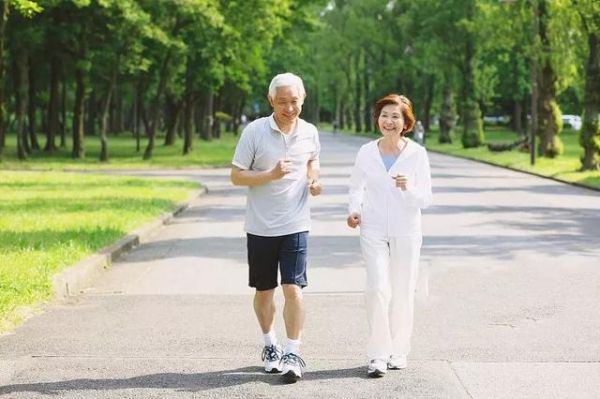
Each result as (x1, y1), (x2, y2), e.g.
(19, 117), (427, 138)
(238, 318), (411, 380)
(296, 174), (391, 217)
(231, 72), (321, 383)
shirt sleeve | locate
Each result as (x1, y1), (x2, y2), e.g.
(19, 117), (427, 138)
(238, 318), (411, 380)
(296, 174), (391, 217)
(348, 147), (366, 214)
(310, 128), (321, 161)
(402, 148), (433, 209)
(232, 126), (255, 170)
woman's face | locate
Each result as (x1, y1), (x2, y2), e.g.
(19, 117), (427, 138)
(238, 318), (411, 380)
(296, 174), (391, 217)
(378, 104), (405, 137)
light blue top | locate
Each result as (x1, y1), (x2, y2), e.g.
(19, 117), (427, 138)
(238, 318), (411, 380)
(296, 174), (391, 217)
(380, 153), (397, 171)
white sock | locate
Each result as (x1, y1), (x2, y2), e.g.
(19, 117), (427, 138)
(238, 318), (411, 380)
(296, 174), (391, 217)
(284, 338), (301, 355)
(263, 331), (277, 347)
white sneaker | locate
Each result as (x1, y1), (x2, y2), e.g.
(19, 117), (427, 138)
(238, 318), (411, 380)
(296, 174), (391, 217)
(261, 345), (283, 373)
(367, 359), (387, 378)
(281, 353), (306, 383)
(387, 355), (407, 370)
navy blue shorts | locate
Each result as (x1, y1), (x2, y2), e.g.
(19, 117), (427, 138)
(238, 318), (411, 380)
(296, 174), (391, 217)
(247, 231), (308, 291)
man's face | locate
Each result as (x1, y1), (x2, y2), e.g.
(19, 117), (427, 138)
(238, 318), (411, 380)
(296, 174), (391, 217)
(268, 86), (303, 124)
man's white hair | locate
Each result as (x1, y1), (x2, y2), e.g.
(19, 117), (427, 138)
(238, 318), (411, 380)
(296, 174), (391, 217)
(268, 72), (306, 99)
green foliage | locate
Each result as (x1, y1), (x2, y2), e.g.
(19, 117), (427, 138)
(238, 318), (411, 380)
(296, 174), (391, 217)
(214, 111), (232, 122)
(9, 0), (43, 17)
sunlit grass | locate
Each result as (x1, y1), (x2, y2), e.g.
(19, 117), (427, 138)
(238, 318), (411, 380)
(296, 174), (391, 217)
(425, 127), (600, 189)
(0, 131), (239, 170)
(0, 171), (198, 330)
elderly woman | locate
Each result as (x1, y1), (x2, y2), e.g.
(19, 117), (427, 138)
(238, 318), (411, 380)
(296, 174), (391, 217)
(347, 94), (432, 378)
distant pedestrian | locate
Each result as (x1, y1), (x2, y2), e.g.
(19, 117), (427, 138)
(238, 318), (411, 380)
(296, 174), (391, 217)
(332, 119), (339, 135)
(231, 72), (321, 383)
(346, 94), (432, 378)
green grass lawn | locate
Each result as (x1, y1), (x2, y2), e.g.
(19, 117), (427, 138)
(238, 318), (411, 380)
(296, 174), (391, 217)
(0, 171), (198, 331)
(319, 123), (600, 190)
(425, 127), (600, 190)
(0, 131), (239, 170)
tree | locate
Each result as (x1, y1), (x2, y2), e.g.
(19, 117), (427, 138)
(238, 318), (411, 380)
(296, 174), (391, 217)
(0, 0), (41, 156)
(574, 0), (600, 170)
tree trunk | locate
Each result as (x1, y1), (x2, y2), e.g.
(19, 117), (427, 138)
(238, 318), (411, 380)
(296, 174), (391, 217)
(116, 87), (124, 133)
(71, 67), (86, 158)
(439, 82), (454, 144)
(200, 87), (213, 141)
(13, 50), (28, 159)
(143, 49), (173, 160)
(27, 56), (39, 150)
(182, 87), (195, 155)
(460, 7), (484, 149)
(422, 75), (435, 132)
(45, 56), (60, 152)
(99, 69), (117, 162)
(163, 94), (181, 146)
(86, 90), (96, 137)
(580, 30), (600, 170)
(354, 53), (362, 133)
(212, 91), (221, 139)
(0, 1), (8, 154)
(536, 0), (562, 158)
(345, 104), (353, 131)
(512, 100), (523, 135)
(363, 51), (371, 133)
(59, 70), (66, 146)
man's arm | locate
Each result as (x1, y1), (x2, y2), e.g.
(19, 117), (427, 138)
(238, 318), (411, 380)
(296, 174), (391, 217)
(231, 160), (292, 187)
(307, 159), (321, 196)
(307, 159), (320, 182)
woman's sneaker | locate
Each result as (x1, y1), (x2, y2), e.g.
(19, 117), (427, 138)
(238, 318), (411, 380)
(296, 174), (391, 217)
(387, 355), (407, 370)
(261, 345), (283, 373)
(281, 353), (306, 383)
(367, 359), (387, 378)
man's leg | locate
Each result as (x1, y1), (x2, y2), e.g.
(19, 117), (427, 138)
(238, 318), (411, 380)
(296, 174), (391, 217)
(254, 288), (276, 334)
(279, 232), (308, 383)
(247, 234), (283, 373)
(282, 284), (305, 340)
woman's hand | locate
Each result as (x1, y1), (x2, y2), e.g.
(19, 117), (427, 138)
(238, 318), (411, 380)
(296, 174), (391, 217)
(347, 212), (361, 228)
(309, 179), (322, 196)
(393, 174), (408, 191)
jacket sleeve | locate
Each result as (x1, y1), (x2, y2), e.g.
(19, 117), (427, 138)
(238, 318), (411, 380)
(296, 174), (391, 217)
(402, 149), (432, 209)
(348, 148), (366, 214)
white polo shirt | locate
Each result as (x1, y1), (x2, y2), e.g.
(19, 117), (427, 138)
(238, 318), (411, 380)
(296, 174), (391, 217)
(232, 114), (320, 236)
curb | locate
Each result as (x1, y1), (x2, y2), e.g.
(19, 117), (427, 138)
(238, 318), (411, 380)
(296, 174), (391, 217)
(51, 186), (208, 298)
(426, 148), (600, 193)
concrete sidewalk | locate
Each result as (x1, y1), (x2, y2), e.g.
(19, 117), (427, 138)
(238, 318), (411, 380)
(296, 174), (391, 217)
(1, 132), (599, 398)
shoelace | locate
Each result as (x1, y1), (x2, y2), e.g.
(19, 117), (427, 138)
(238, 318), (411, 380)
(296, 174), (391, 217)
(281, 353), (306, 368)
(261, 345), (282, 362)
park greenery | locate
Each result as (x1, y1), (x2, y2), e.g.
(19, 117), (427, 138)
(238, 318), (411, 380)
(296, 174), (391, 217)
(0, 0), (597, 172)
(0, 171), (198, 330)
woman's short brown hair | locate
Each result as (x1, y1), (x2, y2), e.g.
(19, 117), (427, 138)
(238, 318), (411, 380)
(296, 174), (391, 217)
(373, 94), (416, 135)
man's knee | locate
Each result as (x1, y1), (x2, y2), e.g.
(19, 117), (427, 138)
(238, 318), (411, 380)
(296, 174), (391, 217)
(282, 284), (303, 303)
(254, 288), (275, 305)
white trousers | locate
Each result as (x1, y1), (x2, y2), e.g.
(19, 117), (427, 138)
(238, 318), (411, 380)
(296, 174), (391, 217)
(360, 234), (422, 360)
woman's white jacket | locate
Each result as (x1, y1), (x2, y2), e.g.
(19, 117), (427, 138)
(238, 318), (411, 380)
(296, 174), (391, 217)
(348, 139), (432, 238)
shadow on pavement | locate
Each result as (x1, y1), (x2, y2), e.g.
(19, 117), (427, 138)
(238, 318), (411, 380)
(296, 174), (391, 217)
(0, 366), (366, 395)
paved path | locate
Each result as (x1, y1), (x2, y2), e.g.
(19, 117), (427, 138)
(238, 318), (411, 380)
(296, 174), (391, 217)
(1, 133), (599, 398)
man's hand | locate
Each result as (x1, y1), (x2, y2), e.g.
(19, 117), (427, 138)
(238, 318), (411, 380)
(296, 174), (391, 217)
(309, 179), (322, 196)
(347, 212), (361, 228)
(270, 160), (293, 180)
